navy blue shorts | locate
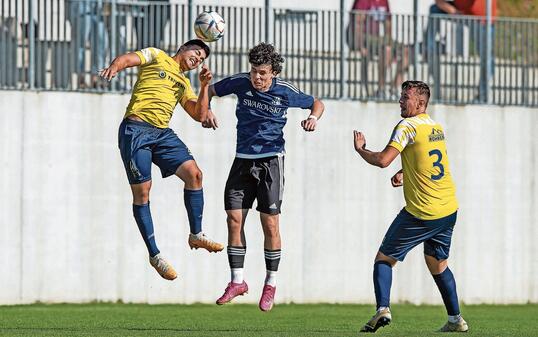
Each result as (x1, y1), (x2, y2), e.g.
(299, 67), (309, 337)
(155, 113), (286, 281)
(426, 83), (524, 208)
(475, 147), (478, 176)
(118, 119), (194, 185)
(379, 208), (457, 261)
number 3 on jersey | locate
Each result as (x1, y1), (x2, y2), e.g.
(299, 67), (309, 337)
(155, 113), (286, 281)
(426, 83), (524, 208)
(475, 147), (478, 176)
(428, 149), (445, 180)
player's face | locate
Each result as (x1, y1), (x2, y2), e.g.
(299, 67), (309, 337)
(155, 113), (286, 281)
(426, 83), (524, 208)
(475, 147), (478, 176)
(399, 88), (420, 117)
(250, 64), (276, 92)
(179, 45), (207, 71)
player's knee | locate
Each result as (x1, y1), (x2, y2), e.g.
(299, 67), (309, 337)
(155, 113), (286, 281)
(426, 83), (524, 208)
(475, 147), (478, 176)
(424, 254), (447, 274)
(375, 251), (397, 267)
(262, 222), (280, 239)
(226, 213), (242, 231)
(187, 167), (203, 187)
(133, 190), (150, 204)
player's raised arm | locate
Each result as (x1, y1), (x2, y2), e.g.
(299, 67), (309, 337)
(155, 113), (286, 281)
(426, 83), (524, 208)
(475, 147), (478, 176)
(184, 64), (212, 122)
(99, 52), (142, 81)
(201, 84), (219, 129)
(353, 130), (400, 168)
(300, 98), (325, 132)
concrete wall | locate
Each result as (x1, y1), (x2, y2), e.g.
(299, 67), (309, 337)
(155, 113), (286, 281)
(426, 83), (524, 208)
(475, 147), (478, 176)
(1, 91), (537, 305)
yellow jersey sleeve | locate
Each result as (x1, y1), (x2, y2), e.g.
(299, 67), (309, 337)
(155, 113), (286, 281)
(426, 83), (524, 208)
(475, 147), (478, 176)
(390, 114), (458, 220)
(388, 119), (416, 152)
(134, 47), (160, 65)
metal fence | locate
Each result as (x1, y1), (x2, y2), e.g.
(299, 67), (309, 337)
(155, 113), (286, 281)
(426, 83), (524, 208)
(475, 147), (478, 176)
(1, 0), (537, 106)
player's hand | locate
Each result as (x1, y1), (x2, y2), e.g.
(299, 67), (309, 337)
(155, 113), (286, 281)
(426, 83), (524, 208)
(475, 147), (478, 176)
(199, 64), (213, 86)
(391, 171), (403, 187)
(99, 65), (118, 81)
(202, 109), (219, 129)
(300, 116), (317, 132)
(353, 130), (366, 152)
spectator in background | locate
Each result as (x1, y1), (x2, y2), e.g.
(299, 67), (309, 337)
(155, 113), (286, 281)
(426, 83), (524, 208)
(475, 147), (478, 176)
(426, 0), (497, 102)
(134, 0), (171, 50)
(347, 0), (409, 99)
(67, 0), (109, 89)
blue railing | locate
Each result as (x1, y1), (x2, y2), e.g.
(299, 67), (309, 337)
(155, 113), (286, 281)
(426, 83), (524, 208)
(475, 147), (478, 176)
(1, 0), (537, 106)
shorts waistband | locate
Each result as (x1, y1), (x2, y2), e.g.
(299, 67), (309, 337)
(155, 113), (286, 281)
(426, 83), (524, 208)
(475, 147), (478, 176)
(122, 118), (161, 129)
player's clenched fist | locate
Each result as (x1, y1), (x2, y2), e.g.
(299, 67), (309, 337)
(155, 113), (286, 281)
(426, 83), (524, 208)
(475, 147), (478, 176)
(199, 64), (213, 86)
(391, 170), (403, 187)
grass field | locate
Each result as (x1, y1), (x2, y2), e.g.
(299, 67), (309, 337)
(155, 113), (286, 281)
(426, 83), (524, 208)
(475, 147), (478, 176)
(0, 303), (536, 337)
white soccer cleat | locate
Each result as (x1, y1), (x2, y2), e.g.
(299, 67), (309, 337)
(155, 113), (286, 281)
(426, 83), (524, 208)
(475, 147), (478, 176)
(188, 232), (224, 252)
(149, 254), (177, 280)
(438, 317), (469, 332)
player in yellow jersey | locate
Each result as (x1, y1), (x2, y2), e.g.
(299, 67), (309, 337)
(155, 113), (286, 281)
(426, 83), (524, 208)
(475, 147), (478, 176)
(353, 81), (468, 333)
(99, 39), (224, 282)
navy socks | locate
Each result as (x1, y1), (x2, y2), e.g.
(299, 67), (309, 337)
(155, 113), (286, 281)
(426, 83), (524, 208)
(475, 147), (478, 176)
(132, 203), (160, 257)
(184, 188), (204, 234)
(433, 267), (460, 316)
(373, 260), (393, 309)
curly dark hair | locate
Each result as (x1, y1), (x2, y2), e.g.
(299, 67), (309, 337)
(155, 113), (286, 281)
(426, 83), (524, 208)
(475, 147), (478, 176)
(402, 80), (430, 106)
(248, 43), (284, 74)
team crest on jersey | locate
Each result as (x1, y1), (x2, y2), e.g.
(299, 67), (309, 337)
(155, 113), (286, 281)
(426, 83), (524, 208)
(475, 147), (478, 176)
(158, 70), (166, 78)
(271, 97), (282, 106)
(429, 128), (445, 142)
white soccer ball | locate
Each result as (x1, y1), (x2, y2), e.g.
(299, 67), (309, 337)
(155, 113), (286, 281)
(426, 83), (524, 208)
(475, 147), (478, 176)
(194, 11), (225, 42)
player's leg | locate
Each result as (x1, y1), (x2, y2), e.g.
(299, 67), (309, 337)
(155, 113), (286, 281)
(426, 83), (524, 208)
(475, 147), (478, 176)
(216, 209), (250, 305)
(175, 160), (223, 252)
(423, 212), (468, 332)
(226, 208), (249, 283)
(152, 128), (222, 252)
(217, 158), (256, 305)
(118, 119), (176, 280)
(255, 156), (284, 312)
(258, 212), (281, 312)
(361, 208), (424, 333)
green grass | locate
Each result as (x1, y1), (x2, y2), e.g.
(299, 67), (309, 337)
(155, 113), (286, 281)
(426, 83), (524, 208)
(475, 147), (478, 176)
(0, 303), (536, 337)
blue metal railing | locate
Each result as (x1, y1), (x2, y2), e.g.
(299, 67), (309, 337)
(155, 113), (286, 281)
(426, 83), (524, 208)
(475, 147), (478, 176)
(1, 0), (537, 106)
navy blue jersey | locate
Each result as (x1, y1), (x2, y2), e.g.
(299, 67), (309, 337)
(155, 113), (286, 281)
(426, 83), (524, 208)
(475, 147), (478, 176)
(213, 73), (314, 158)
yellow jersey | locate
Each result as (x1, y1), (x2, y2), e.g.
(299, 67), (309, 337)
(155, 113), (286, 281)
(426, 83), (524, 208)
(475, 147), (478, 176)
(388, 113), (458, 220)
(124, 47), (198, 128)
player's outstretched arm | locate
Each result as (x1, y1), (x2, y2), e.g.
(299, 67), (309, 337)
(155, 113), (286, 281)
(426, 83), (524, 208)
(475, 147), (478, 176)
(353, 130), (400, 168)
(99, 52), (141, 81)
(185, 65), (212, 122)
(201, 85), (219, 130)
(300, 98), (325, 132)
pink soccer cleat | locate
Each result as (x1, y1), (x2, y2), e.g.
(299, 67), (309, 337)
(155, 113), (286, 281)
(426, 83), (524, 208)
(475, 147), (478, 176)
(259, 284), (276, 312)
(216, 281), (248, 305)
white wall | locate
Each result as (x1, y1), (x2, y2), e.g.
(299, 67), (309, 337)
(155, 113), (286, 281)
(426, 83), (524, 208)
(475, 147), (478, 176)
(1, 91), (537, 305)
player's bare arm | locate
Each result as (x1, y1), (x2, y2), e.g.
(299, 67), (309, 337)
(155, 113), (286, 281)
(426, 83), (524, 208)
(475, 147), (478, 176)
(390, 169), (403, 187)
(201, 85), (219, 130)
(435, 0), (460, 14)
(184, 64), (212, 122)
(99, 52), (142, 81)
(353, 130), (400, 168)
(300, 98), (325, 132)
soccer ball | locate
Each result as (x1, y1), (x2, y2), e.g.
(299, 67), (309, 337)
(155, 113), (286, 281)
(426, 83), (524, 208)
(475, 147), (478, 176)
(194, 11), (225, 42)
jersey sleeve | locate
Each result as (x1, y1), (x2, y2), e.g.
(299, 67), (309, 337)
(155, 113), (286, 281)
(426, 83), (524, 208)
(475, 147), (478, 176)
(388, 119), (416, 152)
(178, 78), (198, 109)
(287, 90), (314, 109)
(213, 73), (249, 97)
(134, 47), (161, 66)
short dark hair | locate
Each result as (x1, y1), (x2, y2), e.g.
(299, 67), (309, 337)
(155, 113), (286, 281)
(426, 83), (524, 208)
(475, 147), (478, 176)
(179, 39), (210, 58)
(402, 80), (430, 105)
(248, 43), (284, 74)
